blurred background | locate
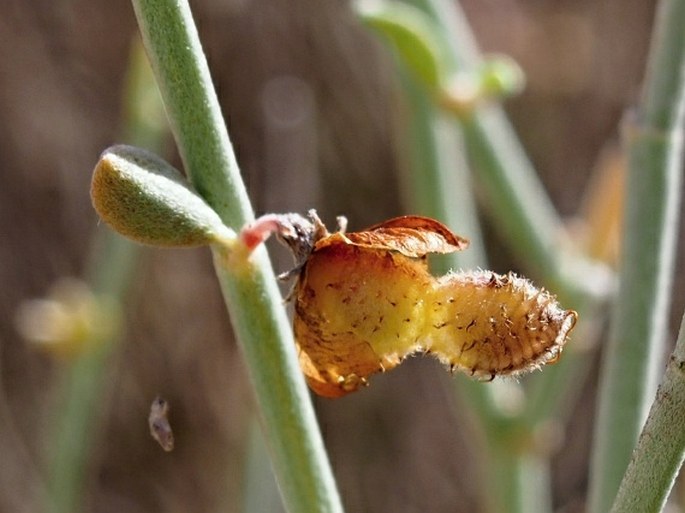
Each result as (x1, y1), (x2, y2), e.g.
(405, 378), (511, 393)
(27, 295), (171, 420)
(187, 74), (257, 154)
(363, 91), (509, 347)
(1, 0), (684, 512)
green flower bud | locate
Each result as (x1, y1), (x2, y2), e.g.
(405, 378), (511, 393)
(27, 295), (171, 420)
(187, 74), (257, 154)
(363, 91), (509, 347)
(440, 56), (525, 117)
(91, 145), (235, 247)
(479, 54), (526, 98)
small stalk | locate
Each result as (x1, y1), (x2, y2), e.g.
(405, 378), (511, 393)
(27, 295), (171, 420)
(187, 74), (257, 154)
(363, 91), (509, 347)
(400, 69), (486, 270)
(407, 0), (588, 298)
(486, 448), (552, 513)
(588, 1), (685, 511)
(129, 1), (343, 512)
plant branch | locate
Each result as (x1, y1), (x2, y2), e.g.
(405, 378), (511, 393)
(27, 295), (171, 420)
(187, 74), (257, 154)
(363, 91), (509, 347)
(588, 1), (685, 511)
(610, 312), (685, 512)
(130, 1), (343, 512)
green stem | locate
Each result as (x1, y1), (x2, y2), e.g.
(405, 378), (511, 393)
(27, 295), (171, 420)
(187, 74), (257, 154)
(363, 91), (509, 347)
(130, 2), (343, 512)
(459, 111), (567, 288)
(47, 232), (140, 513)
(481, 419), (553, 513)
(489, 452), (552, 513)
(400, 2), (587, 511)
(401, 70), (486, 270)
(46, 325), (120, 513)
(610, 313), (685, 512)
(588, 1), (685, 511)
(402, 63), (513, 446)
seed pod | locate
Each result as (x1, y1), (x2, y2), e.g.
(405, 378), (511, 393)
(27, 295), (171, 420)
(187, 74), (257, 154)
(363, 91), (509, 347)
(91, 145), (235, 247)
(292, 215), (576, 398)
(428, 270), (576, 378)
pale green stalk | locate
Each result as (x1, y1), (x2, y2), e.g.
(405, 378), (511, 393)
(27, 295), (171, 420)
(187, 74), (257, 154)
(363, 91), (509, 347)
(588, 1), (685, 511)
(401, 63), (507, 432)
(486, 447), (552, 513)
(400, 69), (486, 269)
(129, 2), (343, 512)
(46, 325), (119, 513)
(610, 312), (685, 512)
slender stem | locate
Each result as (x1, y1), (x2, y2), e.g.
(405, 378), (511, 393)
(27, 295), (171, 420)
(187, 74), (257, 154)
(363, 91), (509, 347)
(459, 112), (566, 289)
(588, 1), (685, 511)
(130, 2), (343, 512)
(400, 2), (584, 512)
(490, 452), (552, 513)
(130, 1), (249, 227)
(46, 330), (117, 513)
(48, 233), (140, 513)
(480, 419), (553, 513)
(610, 312), (685, 512)
(401, 64), (512, 442)
(412, 0), (609, 426)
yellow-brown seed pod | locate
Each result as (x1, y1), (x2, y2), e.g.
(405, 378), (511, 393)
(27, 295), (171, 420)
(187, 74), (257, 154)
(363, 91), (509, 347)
(292, 215), (576, 398)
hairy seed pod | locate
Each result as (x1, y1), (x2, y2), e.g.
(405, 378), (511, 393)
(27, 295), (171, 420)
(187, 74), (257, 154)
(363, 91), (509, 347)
(292, 215), (576, 398)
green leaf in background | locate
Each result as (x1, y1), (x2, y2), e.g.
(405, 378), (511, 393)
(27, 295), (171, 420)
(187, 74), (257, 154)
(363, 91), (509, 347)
(357, 1), (525, 116)
(356, 0), (446, 91)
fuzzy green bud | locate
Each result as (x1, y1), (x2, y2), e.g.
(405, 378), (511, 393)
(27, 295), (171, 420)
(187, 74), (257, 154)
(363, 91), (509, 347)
(91, 145), (235, 247)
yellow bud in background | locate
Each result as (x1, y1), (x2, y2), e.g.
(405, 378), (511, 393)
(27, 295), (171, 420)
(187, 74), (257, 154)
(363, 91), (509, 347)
(15, 279), (120, 360)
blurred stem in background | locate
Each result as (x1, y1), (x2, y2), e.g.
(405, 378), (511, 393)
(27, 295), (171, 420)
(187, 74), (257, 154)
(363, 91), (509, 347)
(589, 0), (685, 511)
(129, 1), (344, 512)
(357, 0), (612, 511)
(38, 40), (164, 513)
